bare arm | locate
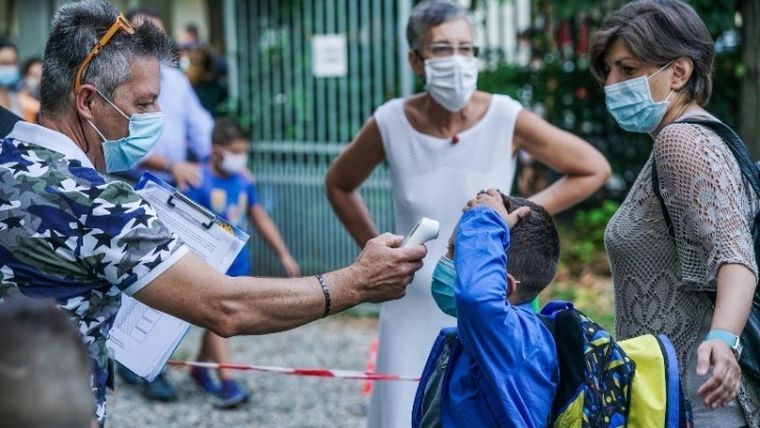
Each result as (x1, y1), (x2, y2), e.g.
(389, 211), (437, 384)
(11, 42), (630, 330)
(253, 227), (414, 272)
(696, 263), (756, 407)
(250, 204), (300, 277)
(711, 264), (756, 335)
(139, 154), (172, 172)
(139, 154), (201, 190)
(325, 117), (386, 247)
(514, 110), (611, 215)
(133, 234), (426, 336)
(654, 124), (757, 408)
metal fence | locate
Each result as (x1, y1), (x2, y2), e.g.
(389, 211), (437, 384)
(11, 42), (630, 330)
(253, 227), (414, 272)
(230, 0), (411, 275)
(228, 0), (529, 275)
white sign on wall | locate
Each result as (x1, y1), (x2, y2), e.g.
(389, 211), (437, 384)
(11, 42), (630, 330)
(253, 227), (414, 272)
(311, 34), (348, 78)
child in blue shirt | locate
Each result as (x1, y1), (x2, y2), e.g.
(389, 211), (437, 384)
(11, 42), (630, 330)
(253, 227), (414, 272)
(184, 117), (300, 407)
(413, 189), (561, 427)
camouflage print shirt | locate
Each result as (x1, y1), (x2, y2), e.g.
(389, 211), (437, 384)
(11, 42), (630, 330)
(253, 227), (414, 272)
(0, 122), (189, 424)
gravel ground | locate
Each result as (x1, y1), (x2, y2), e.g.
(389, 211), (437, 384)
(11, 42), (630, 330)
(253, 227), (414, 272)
(106, 316), (381, 428)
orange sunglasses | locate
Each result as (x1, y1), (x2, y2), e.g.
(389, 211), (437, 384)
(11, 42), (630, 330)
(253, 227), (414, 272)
(73, 13), (135, 93)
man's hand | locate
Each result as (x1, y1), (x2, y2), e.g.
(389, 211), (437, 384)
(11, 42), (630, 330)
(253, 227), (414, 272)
(350, 233), (427, 303)
(697, 339), (742, 408)
(170, 161), (202, 189)
(465, 188), (531, 227)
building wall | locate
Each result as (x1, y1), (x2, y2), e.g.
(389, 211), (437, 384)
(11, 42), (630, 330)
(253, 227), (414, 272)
(1, 0), (213, 61)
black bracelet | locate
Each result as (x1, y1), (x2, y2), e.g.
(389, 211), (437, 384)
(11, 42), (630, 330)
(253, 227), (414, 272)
(315, 273), (331, 318)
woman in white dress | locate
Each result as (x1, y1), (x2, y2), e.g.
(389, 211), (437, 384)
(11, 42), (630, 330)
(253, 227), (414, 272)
(325, 1), (610, 426)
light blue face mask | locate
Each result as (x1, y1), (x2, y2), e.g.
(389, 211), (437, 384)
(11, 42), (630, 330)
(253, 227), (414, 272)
(431, 255), (517, 318)
(0, 65), (20, 88)
(604, 62), (673, 133)
(88, 88), (165, 173)
(431, 256), (458, 318)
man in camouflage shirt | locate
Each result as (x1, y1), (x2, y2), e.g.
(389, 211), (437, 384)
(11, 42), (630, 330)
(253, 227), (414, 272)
(0, 1), (426, 425)
(2, 120), (188, 421)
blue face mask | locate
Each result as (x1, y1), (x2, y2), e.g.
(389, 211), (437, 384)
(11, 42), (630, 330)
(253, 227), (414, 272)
(604, 62), (673, 133)
(88, 88), (165, 173)
(431, 255), (517, 318)
(431, 256), (458, 318)
(0, 65), (20, 88)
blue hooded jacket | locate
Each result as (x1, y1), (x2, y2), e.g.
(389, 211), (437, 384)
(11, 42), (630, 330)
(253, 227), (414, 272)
(412, 206), (558, 427)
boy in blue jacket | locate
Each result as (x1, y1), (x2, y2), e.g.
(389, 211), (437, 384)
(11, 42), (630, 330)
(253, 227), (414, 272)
(412, 189), (561, 427)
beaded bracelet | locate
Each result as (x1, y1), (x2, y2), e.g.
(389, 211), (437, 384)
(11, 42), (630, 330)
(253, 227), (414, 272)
(314, 273), (332, 318)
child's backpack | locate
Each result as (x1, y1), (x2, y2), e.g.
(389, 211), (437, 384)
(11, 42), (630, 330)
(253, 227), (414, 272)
(651, 118), (760, 384)
(539, 301), (692, 428)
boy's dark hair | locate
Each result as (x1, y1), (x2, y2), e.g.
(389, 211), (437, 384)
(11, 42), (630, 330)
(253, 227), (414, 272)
(0, 296), (94, 427)
(502, 195), (560, 301)
(212, 117), (248, 146)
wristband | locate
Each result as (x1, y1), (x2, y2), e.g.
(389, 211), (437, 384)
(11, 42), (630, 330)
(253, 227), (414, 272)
(315, 274), (331, 318)
(705, 329), (743, 358)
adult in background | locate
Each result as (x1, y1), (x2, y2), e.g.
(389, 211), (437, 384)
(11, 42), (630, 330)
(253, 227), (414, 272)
(0, 40), (23, 118)
(19, 56), (43, 103)
(183, 46), (228, 117)
(593, 0), (759, 425)
(0, 1), (426, 424)
(18, 56), (42, 122)
(325, 1), (610, 426)
(114, 7), (214, 190)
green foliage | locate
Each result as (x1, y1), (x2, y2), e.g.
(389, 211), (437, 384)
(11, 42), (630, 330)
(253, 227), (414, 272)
(560, 200), (619, 274)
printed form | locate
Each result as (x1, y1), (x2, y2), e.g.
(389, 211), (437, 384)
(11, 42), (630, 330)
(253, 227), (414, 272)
(107, 174), (248, 381)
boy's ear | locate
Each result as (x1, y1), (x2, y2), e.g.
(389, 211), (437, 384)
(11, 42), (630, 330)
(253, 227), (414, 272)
(446, 222), (460, 259)
(506, 274), (518, 297)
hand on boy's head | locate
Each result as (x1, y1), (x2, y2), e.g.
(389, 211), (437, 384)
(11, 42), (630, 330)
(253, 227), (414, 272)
(464, 188), (531, 228)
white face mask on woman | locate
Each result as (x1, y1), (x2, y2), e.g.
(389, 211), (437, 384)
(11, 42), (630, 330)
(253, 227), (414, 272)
(424, 55), (478, 112)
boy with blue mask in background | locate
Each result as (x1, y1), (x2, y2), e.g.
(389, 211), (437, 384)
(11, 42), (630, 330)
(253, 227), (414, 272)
(183, 117), (300, 407)
(412, 189), (561, 427)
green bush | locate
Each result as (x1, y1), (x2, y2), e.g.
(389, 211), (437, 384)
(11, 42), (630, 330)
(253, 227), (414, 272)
(559, 199), (619, 276)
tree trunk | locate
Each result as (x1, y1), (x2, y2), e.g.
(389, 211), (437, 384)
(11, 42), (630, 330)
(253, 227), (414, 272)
(740, 0), (760, 156)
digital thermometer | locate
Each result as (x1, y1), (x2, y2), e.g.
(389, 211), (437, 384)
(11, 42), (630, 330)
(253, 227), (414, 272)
(401, 217), (440, 247)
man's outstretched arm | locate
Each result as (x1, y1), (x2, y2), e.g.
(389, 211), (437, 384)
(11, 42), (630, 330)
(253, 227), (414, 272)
(134, 233), (426, 336)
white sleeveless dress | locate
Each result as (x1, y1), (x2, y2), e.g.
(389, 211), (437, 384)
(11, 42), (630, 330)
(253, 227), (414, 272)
(368, 94), (522, 427)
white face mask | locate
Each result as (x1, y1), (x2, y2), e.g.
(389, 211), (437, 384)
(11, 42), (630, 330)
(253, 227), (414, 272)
(220, 150), (247, 174)
(424, 55), (478, 112)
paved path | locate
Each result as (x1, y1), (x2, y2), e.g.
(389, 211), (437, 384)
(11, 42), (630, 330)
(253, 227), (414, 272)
(107, 317), (382, 427)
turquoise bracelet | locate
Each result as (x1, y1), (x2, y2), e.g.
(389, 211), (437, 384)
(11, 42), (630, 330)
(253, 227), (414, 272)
(705, 329), (740, 348)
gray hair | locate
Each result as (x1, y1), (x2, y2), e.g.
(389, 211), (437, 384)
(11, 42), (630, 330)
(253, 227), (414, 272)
(589, 0), (714, 106)
(406, 0), (474, 50)
(40, 0), (174, 116)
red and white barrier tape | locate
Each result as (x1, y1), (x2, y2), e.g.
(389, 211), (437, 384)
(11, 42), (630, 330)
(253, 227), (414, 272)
(167, 359), (420, 382)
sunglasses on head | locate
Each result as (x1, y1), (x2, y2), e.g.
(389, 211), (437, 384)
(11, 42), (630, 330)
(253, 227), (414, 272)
(73, 13), (135, 93)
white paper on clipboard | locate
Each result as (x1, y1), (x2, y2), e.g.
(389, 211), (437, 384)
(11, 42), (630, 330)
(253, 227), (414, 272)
(107, 173), (248, 381)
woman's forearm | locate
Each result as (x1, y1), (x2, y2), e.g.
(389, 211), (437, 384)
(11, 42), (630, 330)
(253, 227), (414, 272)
(711, 263), (757, 334)
(528, 172), (607, 215)
(326, 185), (380, 248)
